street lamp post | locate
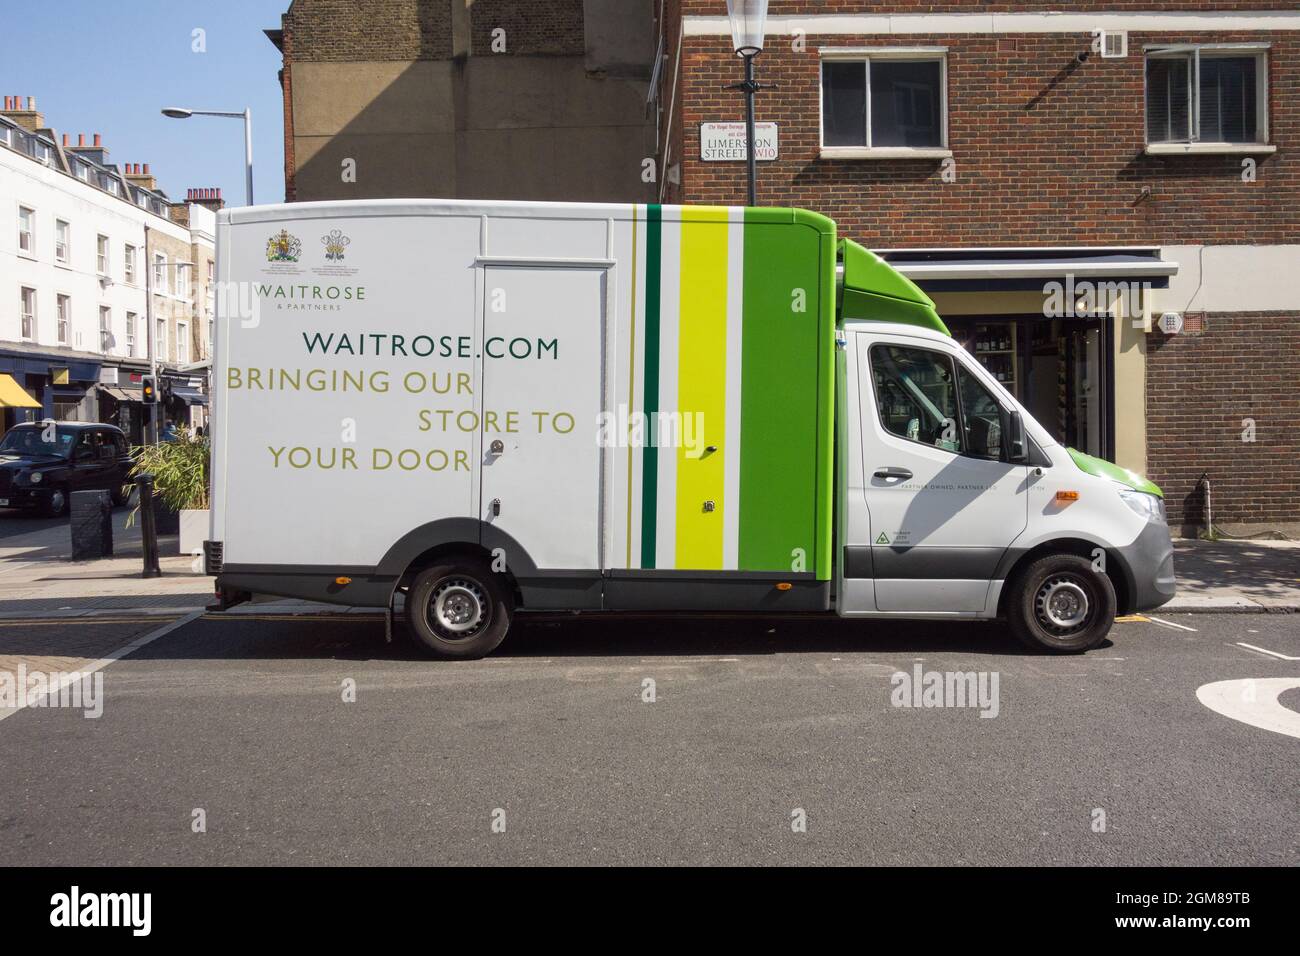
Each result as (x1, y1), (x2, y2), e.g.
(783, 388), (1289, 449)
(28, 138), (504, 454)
(161, 107), (254, 206)
(725, 0), (770, 207)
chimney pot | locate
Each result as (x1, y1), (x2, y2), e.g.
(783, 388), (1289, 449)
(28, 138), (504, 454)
(77, 133), (85, 147)
(93, 133), (101, 147)
(3, 97), (10, 109)
(62, 133), (69, 146)
(143, 163), (150, 174)
(27, 96), (35, 111)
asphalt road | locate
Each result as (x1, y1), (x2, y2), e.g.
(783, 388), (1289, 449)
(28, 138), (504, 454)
(1, 611), (1296, 866)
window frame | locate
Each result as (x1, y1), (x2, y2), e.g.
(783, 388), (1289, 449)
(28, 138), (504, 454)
(819, 47), (951, 159)
(20, 286), (37, 341)
(99, 305), (112, 352)
(124, 244), (136, 285)
(96, 234), (110, 276)
(56, 293), (71, 345)
(1143, 43), (1272, 154)
(153, 252), (168, 293)
(126, 311), (137, 357)
(868, 342), (1016, 462)
(17, 205), (35, 256)
(55, 219), (70, 264)
(177, 320), (190, 364)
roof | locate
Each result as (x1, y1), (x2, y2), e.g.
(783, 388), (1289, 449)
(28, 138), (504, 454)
(9, 420), (122, 432)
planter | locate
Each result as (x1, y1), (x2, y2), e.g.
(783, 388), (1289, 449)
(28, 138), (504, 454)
(179, 509), (209, 556)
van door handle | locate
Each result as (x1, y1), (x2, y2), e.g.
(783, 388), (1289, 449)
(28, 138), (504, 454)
(873, 467), (913, 481)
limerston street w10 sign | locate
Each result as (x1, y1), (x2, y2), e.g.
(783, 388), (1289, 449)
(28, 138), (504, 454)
(700, 122), (779, 162)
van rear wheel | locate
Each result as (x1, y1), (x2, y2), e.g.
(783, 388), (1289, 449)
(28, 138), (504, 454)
(1006, 554), (1115, 653)
(406, 560), (512, 659)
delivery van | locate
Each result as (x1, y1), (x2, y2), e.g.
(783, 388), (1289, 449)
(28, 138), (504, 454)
(205, 199), (1175, 657)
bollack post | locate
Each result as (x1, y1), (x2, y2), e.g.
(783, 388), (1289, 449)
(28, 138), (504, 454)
(137, 473), (162, 578)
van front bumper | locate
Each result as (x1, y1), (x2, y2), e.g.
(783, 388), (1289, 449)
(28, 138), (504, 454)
(1115, 520), (1177, 613)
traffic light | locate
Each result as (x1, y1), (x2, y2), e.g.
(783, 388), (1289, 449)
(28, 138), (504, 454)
(141, 376), (157, 403)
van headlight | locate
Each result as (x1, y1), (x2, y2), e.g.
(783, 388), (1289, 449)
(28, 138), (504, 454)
(15, 470), (41, 485)
(1118, 487), (1164, 523)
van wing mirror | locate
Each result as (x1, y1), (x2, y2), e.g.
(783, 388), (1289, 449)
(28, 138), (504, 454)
(1006, 410), (1028, 463)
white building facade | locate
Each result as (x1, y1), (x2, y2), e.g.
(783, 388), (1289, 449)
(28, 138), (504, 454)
(0, 98), (215, 441)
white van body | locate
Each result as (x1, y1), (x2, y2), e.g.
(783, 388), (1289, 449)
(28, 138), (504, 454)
(207, 199), (1174, 656)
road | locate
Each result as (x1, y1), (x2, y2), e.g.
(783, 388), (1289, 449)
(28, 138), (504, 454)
(0, 610), (1296, 866)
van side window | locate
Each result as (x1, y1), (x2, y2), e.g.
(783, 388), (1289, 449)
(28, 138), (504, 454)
(956, 365), (1004, 459)
(870, 344), (962, 452)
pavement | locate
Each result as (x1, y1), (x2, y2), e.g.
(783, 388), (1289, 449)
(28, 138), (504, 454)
(0, 610), (1295, 865)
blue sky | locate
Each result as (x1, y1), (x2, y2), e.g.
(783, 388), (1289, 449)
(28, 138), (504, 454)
(1, 0), (290, 205)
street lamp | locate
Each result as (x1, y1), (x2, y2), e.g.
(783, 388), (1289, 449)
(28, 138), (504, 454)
(161, 106), (254, 206)
(725, 0), (770, 206)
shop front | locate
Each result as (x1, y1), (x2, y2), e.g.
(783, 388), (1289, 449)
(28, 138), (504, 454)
(879, 247), (1177, 469)
(0, 346), (101, 434)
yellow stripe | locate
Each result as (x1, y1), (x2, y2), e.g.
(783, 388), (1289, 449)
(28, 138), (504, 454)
(674, 206), (730, 569)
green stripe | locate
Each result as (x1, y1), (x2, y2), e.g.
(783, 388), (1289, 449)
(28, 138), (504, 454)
(738, 211), (828, 573)
(639, 205), (662, 570)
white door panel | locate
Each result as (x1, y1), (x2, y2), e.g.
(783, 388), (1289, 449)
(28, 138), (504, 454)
(857, 336), (1029, 612)
(480, 267), (605, 569)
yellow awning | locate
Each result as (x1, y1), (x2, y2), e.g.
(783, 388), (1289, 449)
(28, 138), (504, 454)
(0, 373), (41, 409)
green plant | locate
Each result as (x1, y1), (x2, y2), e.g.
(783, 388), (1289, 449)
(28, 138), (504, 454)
(125, 426), (210, 526)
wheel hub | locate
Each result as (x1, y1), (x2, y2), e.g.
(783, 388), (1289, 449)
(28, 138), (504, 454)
(1035, 577), (1090, 631)
(430, 580), (486, 637)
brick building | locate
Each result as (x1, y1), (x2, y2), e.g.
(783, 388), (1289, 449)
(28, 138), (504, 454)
(267, 0), (657, 203)
(653, 2), (1300, 533)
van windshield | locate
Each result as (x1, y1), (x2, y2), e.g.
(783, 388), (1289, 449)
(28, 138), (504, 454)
(0, 426), (76, 459)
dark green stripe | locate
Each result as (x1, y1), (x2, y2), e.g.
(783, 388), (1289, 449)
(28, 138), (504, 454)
(639, 205), (662, 570)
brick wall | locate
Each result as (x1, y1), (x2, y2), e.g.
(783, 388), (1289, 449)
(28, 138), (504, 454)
(282, 0), (452, 61)
(669, 29), (1298, 246)
(470, 0), (585, 56)
(1146, 313), (1300, 532)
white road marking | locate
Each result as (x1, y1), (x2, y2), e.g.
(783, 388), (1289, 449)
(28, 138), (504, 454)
(1196, 678), (1300, 740)
(1235, 642), (1300, 661)
(0, 609), (202, 724)
(1146, 615), (1197, 632)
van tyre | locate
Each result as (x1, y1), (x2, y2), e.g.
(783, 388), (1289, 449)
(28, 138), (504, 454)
(406, 560), (512, 659)
(1006, 554), (1115, 653)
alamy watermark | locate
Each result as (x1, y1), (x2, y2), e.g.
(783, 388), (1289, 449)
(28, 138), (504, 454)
(890, 664), (1000, 718)
(0, 664), (103, 718)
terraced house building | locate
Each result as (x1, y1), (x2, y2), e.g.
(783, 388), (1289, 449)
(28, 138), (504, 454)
(0, 97), (217, 441)
(652, 1), (1300, 534)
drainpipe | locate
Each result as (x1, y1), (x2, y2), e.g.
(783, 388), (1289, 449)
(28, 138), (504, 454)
(1198, 471), (1212, 540)
(144, 225), (158, 444)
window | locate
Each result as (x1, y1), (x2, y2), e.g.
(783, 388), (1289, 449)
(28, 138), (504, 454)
(177, 263), (190, 301)
(177, 321), (190, 363)
(57, 294), (71, 345)
(153, 253), (167, 293)
(125, 245), (136, 284)
(207, 260), (214, 283)
(821, 52), (947, 154)
(55, 220), (70, 263)
(156, 318), (167, 360)
(871, 345), (962, 452)
(99, 306), (112, 351)
(956, 364), (1004, 460)
(126, 311), (137, 356)
(97, 234), (109, 275)
(18, 205), (34, 254)
(20, 287), (36, 340)
(1146, 46), (1269, 148)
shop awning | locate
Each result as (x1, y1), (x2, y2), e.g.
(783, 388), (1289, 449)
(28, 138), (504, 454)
(169, 385), (208, 406)
(99, 385), (144, 403)
(0, 373), (41, 408)
(877, 247), (1179, 293)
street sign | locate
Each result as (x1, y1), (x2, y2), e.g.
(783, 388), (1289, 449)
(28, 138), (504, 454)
(700, 122), (778, 162)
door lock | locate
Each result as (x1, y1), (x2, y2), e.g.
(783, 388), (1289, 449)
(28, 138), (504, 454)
(703, 500), (716, 512)
(490, 498), (501, 517)
(489, 439), (504, 455)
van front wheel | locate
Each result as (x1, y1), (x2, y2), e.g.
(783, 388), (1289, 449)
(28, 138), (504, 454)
(406, 561), (512, 659)
(1006, 554), (1115, 653)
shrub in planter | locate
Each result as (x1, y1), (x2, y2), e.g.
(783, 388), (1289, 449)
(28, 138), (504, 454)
(126, 427), (209, 541)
